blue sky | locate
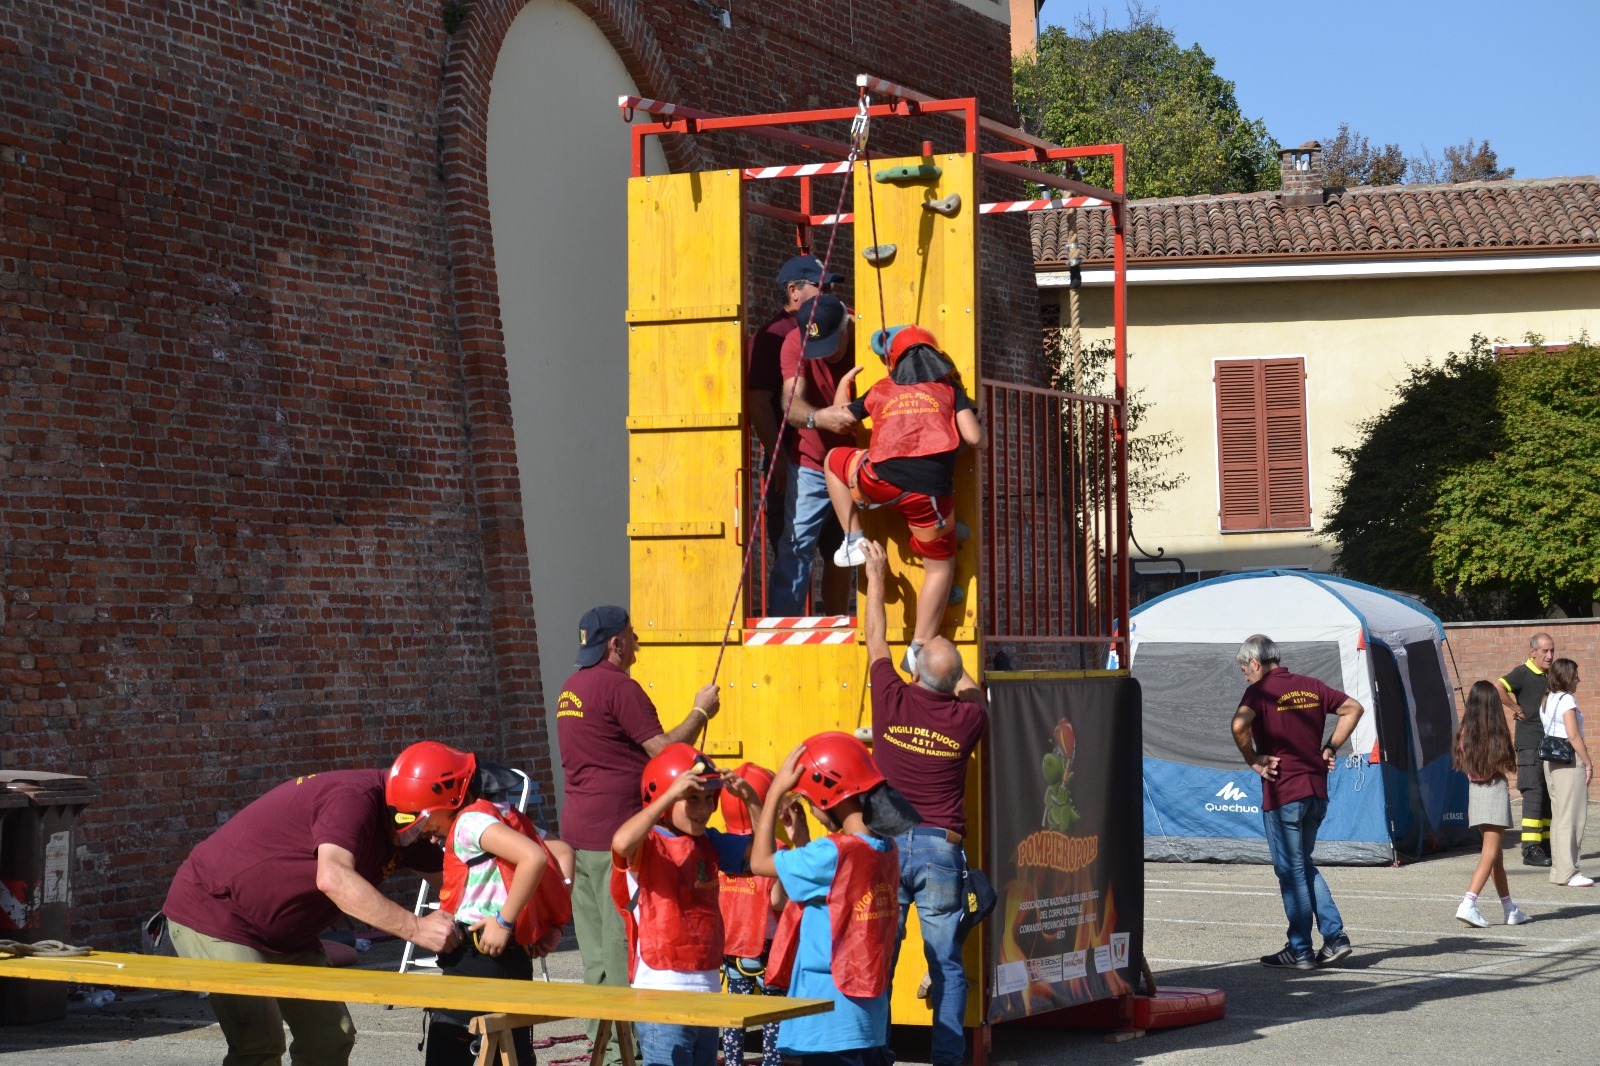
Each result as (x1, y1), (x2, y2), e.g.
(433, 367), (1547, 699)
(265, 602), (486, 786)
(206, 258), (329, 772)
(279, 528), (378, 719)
(1040, 0), (1600, 181)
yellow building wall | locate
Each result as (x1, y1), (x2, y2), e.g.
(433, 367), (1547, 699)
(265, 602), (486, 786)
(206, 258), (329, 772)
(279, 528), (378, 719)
(626, 156), (988, 1026)
(1052, 270), (1600, 572)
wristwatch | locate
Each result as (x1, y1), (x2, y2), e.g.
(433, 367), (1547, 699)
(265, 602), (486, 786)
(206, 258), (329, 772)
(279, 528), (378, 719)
(804, 411), (816, 430)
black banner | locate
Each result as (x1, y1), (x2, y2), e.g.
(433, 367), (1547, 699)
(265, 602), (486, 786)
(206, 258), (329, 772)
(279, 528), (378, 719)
(985, 676), (1143, 1022)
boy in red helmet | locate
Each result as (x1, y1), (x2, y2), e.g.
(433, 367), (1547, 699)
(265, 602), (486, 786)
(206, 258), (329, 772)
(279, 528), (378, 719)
(717, 763), (793, 1066)
(819, 324), (986, 672)
(611, 743), (764, 1066)
(751, 733), (918, 1066)
(387, 741), (576, 1066)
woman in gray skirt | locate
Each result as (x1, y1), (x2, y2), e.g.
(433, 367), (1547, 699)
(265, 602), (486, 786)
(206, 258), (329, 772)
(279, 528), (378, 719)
(1454, 680), (1532, 927)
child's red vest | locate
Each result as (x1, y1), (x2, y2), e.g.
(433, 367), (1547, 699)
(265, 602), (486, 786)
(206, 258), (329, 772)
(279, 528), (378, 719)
(825, 833), (900, 997)
(764, 900), (804, 991)
(610, 830), (725, 981)
(864, 379), (959, 463)
(439, 800), (572, 950)
(717, 868), (780, 958)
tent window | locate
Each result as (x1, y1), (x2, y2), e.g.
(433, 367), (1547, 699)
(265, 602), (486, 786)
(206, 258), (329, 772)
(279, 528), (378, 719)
(1214, 357), (1311, 532)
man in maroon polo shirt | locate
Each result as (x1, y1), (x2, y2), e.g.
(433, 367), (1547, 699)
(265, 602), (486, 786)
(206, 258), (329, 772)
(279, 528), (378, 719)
(769, 293), (861, 616)
(555, 604), (720, 1065)
(1231, 633), (1364, 971)
(162, 768), (458, 1065)
(860, 540), (987, 1066)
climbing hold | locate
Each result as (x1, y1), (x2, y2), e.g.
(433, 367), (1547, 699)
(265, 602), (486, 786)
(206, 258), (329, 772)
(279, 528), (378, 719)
(862, 244), (897, 266)
(923, 193), (961, 217)
(873, 163), (943, 184)
(948, 585), (966, 605)
(954, 520), (971, 544)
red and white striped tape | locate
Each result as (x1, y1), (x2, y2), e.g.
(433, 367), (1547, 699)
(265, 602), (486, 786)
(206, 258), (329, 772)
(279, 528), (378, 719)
(747, 616), (855, 630)
(980, 196), (1111, 213)
(744, 629), (857, 646)
(618, 95), (685, 117)
(743, 161), (856, 180)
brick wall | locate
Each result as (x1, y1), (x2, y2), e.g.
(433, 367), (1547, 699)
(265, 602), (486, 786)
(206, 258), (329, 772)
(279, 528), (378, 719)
(1, 0), (1031, 948)
(1445, 618), (1600, 803)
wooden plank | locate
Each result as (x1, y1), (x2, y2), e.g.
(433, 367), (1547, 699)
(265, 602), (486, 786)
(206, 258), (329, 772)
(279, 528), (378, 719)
(624, 304), (740, 324)
(0, 952), (830, 1027)
(625, 413), (742, 431)
(627, 522), (726, 539)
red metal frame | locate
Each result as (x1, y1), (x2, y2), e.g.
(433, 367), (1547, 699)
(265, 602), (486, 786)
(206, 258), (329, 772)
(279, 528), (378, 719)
(622, 75), (1131, 662)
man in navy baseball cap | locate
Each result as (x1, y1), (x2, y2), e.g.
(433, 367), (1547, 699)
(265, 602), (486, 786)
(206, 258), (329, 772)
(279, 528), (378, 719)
(775, 254), (844, 291)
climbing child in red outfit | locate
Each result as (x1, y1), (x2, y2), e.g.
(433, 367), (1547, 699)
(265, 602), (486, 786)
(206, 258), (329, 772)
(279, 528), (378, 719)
(387, 742), (575, 1066)
(611, 744), (763, 1066)
(820, 325), (986, 673)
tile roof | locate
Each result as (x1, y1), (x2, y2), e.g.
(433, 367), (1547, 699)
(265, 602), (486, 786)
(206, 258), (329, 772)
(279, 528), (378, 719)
(1030, 176), (1600, 266)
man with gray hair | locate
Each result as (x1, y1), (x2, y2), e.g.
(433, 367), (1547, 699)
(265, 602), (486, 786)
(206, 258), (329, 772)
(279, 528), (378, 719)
(1231, 633), (1364, 970)
(861, 539), (987, 1066)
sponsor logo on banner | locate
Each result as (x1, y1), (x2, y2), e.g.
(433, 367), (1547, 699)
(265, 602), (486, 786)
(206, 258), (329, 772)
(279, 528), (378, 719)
(995, 961), (1028, 996)
(1110, 932), (1130, 968)
(1027, 955), (1064, 985)
(1061, 950), (1087, 980)
(1092, 944), (1112, 973)
(1206, 781), (1260, 814)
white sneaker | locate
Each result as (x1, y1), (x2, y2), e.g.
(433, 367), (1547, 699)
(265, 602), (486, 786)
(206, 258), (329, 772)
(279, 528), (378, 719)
(832, 536), (868, 568)
(1566, 874), (1595, 888)
(902, 642), (922, 674)
(1504, 905), (1532, 925)
(1455, 899), (1488, 928)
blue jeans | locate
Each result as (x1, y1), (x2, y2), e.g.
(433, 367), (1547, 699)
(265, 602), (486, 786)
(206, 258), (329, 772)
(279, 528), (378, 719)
(892, 828), (969, 1066)
(1261, 796), (1344, 957)
(636, 1021), (717, 1066)
(769, 465), (832, 615)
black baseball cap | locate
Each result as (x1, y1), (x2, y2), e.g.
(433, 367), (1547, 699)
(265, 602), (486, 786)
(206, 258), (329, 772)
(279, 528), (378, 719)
(794, 294), (850, 360)
(576, 605), (629, 668)
(776, 254), (844, 289)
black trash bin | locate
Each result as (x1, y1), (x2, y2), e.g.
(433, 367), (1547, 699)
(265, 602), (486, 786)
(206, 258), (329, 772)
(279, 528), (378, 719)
(0, 771), (98, 1025)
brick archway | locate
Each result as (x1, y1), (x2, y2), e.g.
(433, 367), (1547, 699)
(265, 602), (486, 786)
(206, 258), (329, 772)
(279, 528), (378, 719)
(436, 0), (703, 776)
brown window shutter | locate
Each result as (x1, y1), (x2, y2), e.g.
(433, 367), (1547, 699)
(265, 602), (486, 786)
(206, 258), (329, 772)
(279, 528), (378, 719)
(1215, 361), (1267, 531)
(1262, 359), (1310, 529)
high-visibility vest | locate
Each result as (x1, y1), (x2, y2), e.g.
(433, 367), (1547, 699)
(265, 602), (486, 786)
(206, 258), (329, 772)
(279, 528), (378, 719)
(825, 833), (900, 997)
(610, 830), (724, 980)
(864, 379), (959, 463)
(439, 800), (571, 949)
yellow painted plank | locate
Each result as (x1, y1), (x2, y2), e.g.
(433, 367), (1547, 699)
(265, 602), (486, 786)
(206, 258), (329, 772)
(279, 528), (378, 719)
(0, 952), (829, 1027)
(628, 522), (726, 539)
(625, 413), (742, 431)
(628, 322), (744, 417)
(625, 304), (741, 324)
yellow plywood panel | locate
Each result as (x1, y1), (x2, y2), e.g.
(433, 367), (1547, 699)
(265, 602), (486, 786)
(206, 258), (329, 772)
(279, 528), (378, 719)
(850, 153), (982, 642)
(628, 321), (744, 417)
(627, 171), (743, 315)
(0, 952), (828, 1027)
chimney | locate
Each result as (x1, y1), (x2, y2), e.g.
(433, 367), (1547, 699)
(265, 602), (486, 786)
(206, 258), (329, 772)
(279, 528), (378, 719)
(1010, 0), (1042, 58)
(1278, 141), (1324, 207)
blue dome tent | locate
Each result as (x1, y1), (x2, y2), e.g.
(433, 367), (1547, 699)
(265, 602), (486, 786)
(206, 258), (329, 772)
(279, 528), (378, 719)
(1131, 570), (1471, 864)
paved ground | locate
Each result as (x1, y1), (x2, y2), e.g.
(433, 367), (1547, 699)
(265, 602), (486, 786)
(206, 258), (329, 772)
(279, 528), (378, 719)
(3, 806), (1596, 1064)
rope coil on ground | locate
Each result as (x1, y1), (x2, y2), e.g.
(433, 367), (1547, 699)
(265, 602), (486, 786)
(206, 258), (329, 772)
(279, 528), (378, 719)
(0, 938), (93, 957)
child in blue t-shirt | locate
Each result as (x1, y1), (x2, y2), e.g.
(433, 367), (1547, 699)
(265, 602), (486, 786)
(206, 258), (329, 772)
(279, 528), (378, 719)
(751, 733), (908, 1066)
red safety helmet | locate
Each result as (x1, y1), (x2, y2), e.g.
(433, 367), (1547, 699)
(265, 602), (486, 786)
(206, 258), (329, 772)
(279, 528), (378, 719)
(719, 762), (777, 834)
(387, 741), (477, 823)
(641, 743), (720, 806)
(883, 324), (941, 373)
(1052, 719), (1076, 763)
(791, 732), (884, 811)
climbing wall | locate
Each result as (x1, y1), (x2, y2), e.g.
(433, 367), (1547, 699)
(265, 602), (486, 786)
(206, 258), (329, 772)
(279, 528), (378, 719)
(625, 158), (987, 1026)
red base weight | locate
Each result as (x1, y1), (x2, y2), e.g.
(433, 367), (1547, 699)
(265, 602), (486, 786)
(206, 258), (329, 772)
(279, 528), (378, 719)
(1008, 987), (1226, 1032)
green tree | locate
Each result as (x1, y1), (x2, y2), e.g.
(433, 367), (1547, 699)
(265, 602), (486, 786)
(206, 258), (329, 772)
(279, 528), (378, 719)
(1321, 122), (1408, 187)
(1431, 340), (1600, 617)
(1324, 336), (1600, 619)
(1013, 9), (1278, 199)
(1409, 139), (1516, 184)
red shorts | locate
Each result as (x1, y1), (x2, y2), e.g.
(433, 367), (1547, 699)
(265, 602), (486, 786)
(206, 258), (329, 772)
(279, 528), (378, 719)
(824, 447), (957, 560)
